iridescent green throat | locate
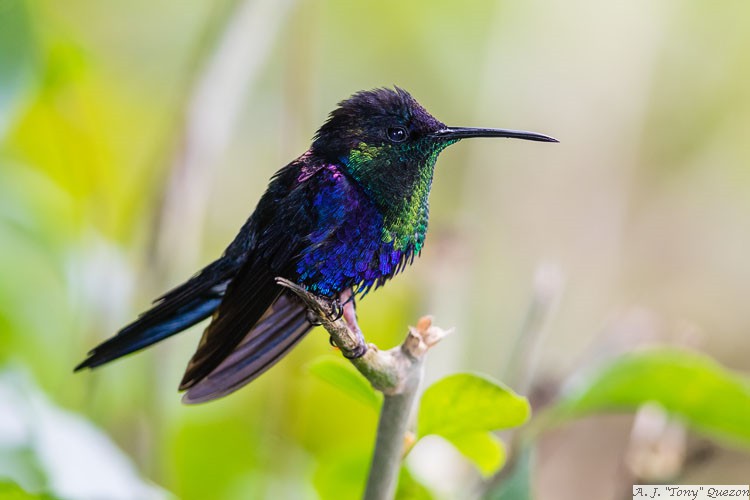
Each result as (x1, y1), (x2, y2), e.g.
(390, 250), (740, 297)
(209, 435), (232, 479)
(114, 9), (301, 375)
(346, 140), (456, 252)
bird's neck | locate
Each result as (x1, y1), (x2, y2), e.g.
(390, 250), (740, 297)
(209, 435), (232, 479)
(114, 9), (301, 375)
(345, 144), (442, 253)
(380, 160), (435, 254)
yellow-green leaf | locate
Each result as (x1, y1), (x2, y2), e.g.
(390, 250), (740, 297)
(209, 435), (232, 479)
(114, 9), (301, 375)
(550, 349), (750, 449)
(444, 432), (506, 477)
(417, 373), (530, 476)
(308, 356), (382, 410)
(0, 482), (55, 500)
(418, 373), (530, 437)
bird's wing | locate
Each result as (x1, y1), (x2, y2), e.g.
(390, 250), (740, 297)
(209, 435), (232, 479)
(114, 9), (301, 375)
(178, 161), (317, 394)
(177, 257), (286, 390)
(181, 293), (311, 403)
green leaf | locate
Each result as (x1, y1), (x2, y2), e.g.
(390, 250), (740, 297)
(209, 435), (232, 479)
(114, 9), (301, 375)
(0, 0), (37, 138)
(417, 373), (530, 476)
(307, 356), (382, 410)
(0, 482), (55, 500)
(550, 349), (750, 449)
(418, 373), (530, 437)
(445, 432), (506, 477)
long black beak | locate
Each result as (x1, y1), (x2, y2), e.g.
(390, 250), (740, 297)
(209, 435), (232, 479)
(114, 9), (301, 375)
(431, 127), (558, 143)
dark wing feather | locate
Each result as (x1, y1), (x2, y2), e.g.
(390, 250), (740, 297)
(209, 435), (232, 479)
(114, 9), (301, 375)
(178, 259), (283, 389)
(75, 258), (238, 370)
(178, 159), (315, 391)
(182, 293), (311, 403)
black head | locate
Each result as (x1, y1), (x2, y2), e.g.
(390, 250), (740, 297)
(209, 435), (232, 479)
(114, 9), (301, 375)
(312, 87), (556, 163)
(310, 87), (556, 207)
(311, 87), (447, 163)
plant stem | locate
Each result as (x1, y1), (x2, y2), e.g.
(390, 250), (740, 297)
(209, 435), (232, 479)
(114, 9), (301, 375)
(276, 279), (450, 500)
(364, 362), (422, 500)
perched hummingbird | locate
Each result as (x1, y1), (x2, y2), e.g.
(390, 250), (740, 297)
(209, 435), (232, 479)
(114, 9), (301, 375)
(75, 87), (556, 403)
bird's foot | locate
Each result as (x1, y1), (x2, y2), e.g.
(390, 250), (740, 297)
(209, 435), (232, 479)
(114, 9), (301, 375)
(341, 342), (367, 359)
(328, 334), (367, 358)
(275, 278), (368, 359)
(329, 298), (344, 322)
(306, 296), (346, 325)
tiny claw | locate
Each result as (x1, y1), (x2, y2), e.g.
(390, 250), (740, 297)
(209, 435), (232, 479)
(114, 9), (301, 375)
(342, 343), (367, 359)
(328, 336), (365, 360)
(329, 299), (344, 322)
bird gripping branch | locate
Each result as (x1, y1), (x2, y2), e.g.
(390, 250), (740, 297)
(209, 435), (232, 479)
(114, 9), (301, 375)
(75, 87), (557, 403)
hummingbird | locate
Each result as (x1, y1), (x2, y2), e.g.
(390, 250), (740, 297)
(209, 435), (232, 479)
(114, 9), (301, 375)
(75, 87), (557, 403)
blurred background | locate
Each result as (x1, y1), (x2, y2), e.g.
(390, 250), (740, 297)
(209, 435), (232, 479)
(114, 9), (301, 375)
(1, 0), (749, 498)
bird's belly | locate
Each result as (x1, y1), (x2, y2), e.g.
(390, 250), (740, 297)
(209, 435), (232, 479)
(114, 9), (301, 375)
(296, 225), (414, 298)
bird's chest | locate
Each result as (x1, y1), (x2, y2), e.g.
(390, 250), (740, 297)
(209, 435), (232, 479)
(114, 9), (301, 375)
(295, 167), (426, 296)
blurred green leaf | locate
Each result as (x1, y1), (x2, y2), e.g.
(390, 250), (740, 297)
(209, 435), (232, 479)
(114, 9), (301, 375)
(417, 373), (530, 476)
(0, 482), (57, 500)
(549, 349), (750, 449)
(308, 356), (382, 410)
(446, 431), (505, 477)
(313, 448), (368, 500)
(0, 0), (37, 138)
(484, 445), (533, 500)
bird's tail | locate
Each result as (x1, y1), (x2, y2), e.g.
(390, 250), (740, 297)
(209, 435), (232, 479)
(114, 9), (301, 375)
(75, 261), (235, 371)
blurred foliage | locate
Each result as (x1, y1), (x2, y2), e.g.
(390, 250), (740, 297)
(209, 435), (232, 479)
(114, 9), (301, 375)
(0, 368), (165, 499)
(0, 0), (36, 137)
(307, 356), (382, 411)
(484, 446), (533, 500)
(1, 0), (750, 497)
(0, 482), (58, 500)
(546, 349), (750, 450)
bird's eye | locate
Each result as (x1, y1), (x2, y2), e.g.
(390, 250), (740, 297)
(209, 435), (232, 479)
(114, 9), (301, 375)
(386, 127), (408, 143)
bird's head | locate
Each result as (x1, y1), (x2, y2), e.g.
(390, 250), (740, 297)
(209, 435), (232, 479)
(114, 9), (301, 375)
(311, 87), (556, 205)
